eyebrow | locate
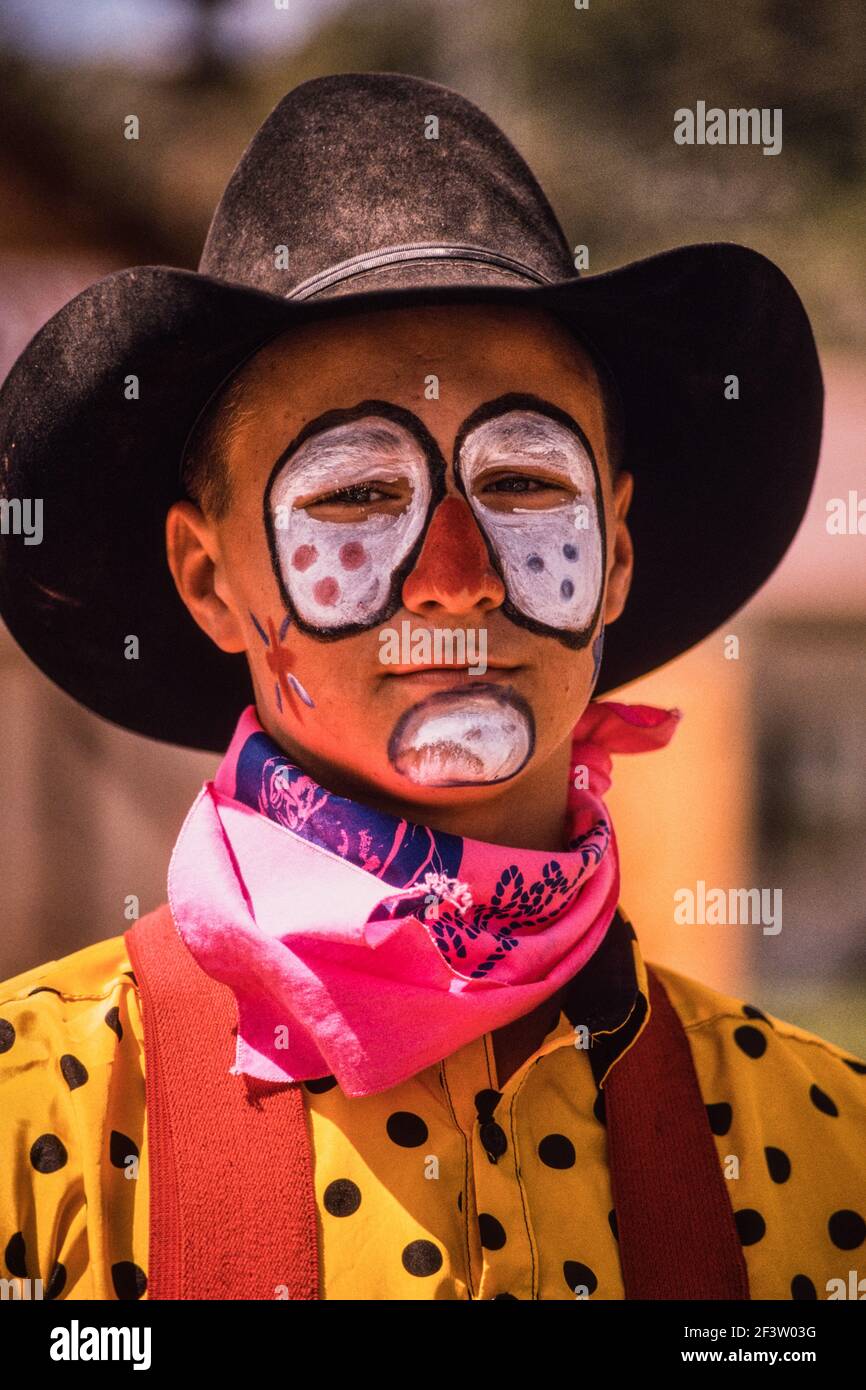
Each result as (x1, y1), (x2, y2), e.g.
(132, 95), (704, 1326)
(285, 419), (420, 470)
(268, 393), (598, 498)
(456, 411), (591, 470)
(453, 393), (599, 472)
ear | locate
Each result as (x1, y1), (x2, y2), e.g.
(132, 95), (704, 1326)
(165, 500), (246, 654)
(604, 470), (635, 625)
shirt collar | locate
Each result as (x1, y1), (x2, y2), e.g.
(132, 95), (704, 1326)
(560, 905), (650, 1089)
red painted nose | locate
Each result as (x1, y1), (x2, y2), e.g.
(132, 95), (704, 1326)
(402, 495), (506, 614)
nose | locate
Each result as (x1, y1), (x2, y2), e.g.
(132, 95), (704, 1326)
(402, 495), (506, 616)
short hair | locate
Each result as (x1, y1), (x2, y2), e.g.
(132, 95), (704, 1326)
(597, 352), (625, 478)
(559, 320), (625, 480)
(180, 326), (626, 517)
(180, 369), (253, 520)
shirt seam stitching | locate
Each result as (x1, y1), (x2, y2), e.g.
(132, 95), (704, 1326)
(679, 1009), (862, 1063)
(507, 1063), (542, 1299)
(438, 1060), (476, 1300)
(0, 980), (138, 1009)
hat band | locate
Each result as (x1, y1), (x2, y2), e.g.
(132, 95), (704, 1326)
(286, 241), (558, 301)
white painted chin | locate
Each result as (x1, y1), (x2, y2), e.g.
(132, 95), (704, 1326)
(388, 686), (535, 787)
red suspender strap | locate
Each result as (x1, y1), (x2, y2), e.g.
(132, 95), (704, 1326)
(125, 904), (319, 1300)
(127, 905), (748, 1300)
(605, 966), (750, 1299)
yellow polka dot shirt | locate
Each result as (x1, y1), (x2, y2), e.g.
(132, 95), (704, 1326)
(1, 909), (864, 1300)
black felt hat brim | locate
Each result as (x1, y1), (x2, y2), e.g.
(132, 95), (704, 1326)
(0, 241), (822, 752)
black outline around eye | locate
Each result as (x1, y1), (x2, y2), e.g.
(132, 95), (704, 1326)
(263, 400), (447, 640)
(451, 393), (607, 651)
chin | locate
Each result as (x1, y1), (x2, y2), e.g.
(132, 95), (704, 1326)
(386, 683), (536, 789)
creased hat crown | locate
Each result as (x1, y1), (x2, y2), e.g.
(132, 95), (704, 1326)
(199, 72), (577, 301)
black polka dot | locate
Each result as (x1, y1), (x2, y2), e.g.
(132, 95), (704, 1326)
(734, 1209), (766, 1245)
(765, 1146), (791, 1183)
(526, 554), (545, 572)
(791, 1274), (817, 1300)
(563, 1260), (598, 1295)
(104, 1006), (123, 1041)
(608, 1209), (618, 1242)
(474, 1088), (501, 1121)
(304, 1075), (337, 1094)
(593, 1090), (606, 1126)
(30, 1134), (68, 1174)
(810, 1084), (838, 1116)
(843, 1057), (866, 1075)
(60, 1054), (88, 1090)
(5, 1231), (27, 1278)
(112, 1261), (147, 1299)
(323, 1178), (361, 1217)
(733, 1025), (767, 1058)
(828, 1209), (866, 1250)
(0, 1018), (15, 1053)
(402, 1239), (442, 1276)
(479, 1213), (507, 1251)
(742, 1004), (773, 1027)
(706, 1102), (733, 1135)
(3, 1233), (65, 1299)
(538, 1133), (576, 1169)
(562, 543), (579, 561)
(386, 1111), (429, 1147)
(110, 1130), (140, 1168)
(480, 1120), (508, 1160)
(560, 578), (575, 600)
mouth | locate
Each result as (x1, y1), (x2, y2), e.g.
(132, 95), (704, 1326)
(383, 662), (523, 687)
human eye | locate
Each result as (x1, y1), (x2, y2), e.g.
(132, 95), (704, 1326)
(483, 474), (561, 493)
(297, 476), (413, 518)
(475, 469), (576, 510)
(315, 481), (396, 504)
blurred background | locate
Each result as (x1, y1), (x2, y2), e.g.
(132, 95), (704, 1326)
(0, 0), (864, 1051)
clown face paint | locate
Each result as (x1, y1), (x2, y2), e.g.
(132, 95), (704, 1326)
(590, 621), (605, 693)
(265, 403), (442, 636)
(388, 685), (535, 787)
(455, 398), (606, 648)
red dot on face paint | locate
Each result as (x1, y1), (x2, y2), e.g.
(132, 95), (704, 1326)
(313, 576), (341, 606)
(292, 544), (318, 572)
(339, 540), (367, 570)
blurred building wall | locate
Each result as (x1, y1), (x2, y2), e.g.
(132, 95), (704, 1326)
(0, 17), (863, 1041)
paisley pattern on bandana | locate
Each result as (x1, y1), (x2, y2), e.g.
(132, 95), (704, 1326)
(427, 820), (610, 979)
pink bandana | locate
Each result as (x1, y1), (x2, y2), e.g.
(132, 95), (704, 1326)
(167, 700), (681, 1097)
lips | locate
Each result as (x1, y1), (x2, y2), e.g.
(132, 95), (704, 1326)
(386, 666), (518, 687)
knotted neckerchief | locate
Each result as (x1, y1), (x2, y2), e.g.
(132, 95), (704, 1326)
(166, 700), (680, 1097)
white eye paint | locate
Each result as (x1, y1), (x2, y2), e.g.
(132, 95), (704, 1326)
(268, 417), (432, 631)
(389, 686), (534, 787)
(457, 411), (604, 635)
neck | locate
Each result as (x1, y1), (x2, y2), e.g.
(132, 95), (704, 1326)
(367, 737), (575, 850)
(265, 714), (576, 852)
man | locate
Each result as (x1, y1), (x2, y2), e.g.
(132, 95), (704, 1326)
(0, 72), (863, 1302)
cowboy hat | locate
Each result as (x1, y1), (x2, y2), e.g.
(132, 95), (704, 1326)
(0, 71), (823, 751)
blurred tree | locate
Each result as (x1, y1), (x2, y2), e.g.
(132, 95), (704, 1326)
(0, 0), (863, 339)
(184, 0), (238, 89)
